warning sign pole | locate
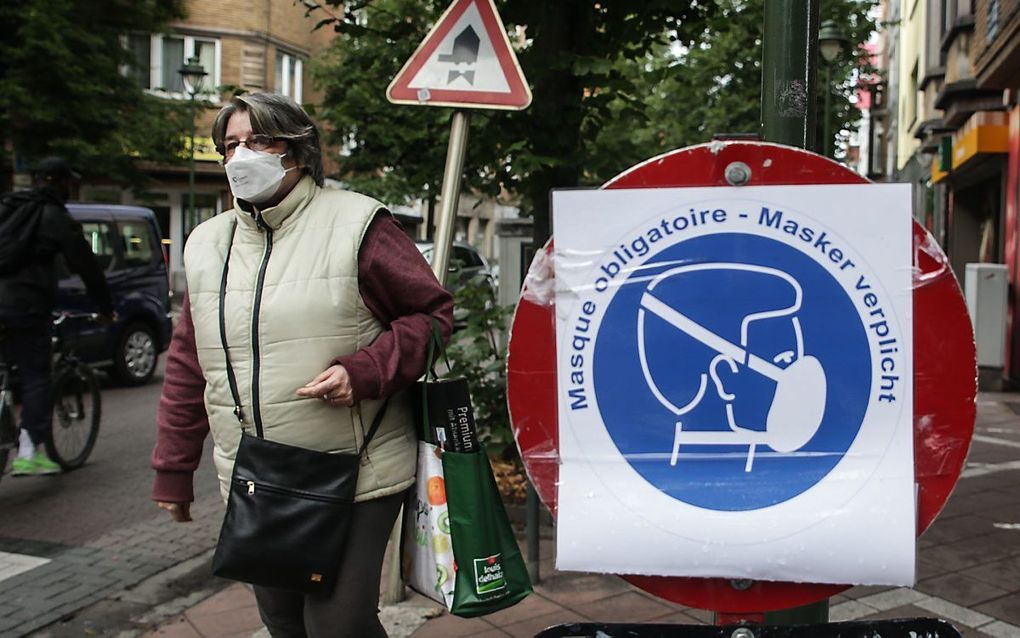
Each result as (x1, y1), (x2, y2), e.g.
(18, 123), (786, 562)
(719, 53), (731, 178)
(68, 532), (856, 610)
(382, 0), (532, 603)
(431, 110), (471, 285)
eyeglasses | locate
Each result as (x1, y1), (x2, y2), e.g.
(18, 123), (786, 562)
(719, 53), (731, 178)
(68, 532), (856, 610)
(219, 134), (278, 160)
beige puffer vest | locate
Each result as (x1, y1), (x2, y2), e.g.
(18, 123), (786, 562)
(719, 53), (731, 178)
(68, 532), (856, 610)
(184, 176), (417, 503)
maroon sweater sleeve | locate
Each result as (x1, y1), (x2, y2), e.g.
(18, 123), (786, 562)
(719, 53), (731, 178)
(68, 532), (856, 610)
(334, 214), (454, 401)
(151, 293), (209, 503)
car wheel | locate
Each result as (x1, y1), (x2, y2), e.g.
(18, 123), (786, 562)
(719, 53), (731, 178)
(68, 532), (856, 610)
(114, 322), (157, 386)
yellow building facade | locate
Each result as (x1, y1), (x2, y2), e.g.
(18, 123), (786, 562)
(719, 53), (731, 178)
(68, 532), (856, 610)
(896, 0), (927, 171)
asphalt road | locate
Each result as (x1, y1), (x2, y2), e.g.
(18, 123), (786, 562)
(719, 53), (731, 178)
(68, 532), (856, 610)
(0, 361), (219, 546)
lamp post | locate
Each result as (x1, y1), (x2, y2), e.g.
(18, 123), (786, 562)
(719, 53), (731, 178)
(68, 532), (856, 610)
(178, 57), (207, 242)
(761, 0), (820, 149)
(818, 20), (848, 158)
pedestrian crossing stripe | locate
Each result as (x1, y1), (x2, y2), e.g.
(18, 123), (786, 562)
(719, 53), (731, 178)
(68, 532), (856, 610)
(0, 551), (50, 583)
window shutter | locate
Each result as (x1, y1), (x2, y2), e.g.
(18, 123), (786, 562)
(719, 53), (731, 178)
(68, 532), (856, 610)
(242, 43), (265, 89)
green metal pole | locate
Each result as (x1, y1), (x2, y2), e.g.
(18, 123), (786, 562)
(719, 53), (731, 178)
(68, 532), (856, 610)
(761, 0), (820, 149)
(526, 481), (540, 583)
(823, 63), (832, 157)
(758, 0), (829, 626)
(188, 93), (197, 233)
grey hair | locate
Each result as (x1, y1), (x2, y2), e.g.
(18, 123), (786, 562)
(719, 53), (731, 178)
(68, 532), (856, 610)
(211, 92), (324, 186)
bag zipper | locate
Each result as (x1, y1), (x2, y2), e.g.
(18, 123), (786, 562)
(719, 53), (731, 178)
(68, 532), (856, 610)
(234, 476), (351, 504)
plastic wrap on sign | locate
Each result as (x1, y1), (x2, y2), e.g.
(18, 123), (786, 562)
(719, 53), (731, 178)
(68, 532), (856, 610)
(506, 141), (977, 613)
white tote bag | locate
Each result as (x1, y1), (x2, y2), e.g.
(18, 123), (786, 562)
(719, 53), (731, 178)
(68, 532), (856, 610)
(402, 441), (456, 608)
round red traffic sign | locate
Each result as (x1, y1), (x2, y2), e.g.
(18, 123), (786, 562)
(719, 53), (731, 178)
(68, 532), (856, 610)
(506, 141), (977, 612)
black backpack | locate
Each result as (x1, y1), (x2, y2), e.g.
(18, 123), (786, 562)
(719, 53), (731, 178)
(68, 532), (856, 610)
(0, 192), (46, 275)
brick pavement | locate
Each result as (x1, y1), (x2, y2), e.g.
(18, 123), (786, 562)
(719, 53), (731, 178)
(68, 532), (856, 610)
(0, 496), (222, 637)
(13, 392), (1020, 637)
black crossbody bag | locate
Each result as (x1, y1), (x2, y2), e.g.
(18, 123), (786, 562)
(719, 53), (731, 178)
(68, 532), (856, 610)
(211, 222), (387, 595)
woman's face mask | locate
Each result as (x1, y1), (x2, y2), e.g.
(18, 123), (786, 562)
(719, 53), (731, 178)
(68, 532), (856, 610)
(224, 145), (295, 204)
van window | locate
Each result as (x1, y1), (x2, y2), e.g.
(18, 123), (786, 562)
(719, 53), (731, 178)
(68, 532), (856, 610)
(118, 221), (155, 269)
(81, 222), (116, 271)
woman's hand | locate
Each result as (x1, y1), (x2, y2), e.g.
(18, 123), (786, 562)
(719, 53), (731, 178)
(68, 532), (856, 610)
(297, 364), (355, 407)
(157, 501), (192, 522)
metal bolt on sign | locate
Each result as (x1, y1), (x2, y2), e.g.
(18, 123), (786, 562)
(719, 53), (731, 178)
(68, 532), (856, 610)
(724, 161), (752, 186)
(731, 628), (756, 638)
(730, 579), (754, 591)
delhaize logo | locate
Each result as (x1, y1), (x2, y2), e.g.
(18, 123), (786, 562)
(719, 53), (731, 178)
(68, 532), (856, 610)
(563, 201), (906, 511)
(473, 553), (507, 596)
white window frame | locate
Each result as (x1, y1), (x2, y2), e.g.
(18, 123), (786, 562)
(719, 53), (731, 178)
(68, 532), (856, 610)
(143, 34), (221, 101)
(275, 51), (304, 104)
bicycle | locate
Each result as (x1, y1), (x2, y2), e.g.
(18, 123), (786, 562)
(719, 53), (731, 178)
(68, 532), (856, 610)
(0, 312), (102, 484)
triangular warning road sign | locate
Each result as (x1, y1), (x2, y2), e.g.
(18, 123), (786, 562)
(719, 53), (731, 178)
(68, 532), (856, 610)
(387, 0), (532, 110)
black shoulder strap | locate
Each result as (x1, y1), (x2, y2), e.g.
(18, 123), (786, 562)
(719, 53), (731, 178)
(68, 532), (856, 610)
(218, 222), (248, 432)
(358, 400), (388, 455)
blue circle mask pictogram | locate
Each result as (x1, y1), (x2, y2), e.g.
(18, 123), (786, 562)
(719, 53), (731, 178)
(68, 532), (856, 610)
(592, 233), (872, 511)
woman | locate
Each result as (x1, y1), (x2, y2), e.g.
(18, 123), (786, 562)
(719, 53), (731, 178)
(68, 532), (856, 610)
(151, 92), (453, 637)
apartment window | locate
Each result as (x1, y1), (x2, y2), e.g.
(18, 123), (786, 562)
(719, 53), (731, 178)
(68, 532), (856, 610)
(908, 63), (918, 128)
(127, 34), (151, 89)
(123, 34), (220, 98)
(943, 0), (974, 27)
(927, 0), (945, 67)
(988, 0), (1000, 41)
(275, 52), (304, 104)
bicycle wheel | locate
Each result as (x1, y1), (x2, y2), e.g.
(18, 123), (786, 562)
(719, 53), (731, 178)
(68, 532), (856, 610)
(46, 363), (101, 470)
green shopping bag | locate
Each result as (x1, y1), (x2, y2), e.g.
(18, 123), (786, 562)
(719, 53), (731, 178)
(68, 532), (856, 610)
(442, 445), (533, 617)
(408, 317), (532, 616)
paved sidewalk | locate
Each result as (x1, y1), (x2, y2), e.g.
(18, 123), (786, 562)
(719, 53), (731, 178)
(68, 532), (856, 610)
(142, 393), (1020, 638)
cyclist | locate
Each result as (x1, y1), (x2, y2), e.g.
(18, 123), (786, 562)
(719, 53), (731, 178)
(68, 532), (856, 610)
(0, 157), (114, 476)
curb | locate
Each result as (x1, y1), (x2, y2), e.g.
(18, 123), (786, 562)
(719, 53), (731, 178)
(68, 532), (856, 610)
(29, 549), (227, 637)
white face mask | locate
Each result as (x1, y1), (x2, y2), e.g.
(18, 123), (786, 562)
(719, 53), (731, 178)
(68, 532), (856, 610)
(224, 145), (294, 204)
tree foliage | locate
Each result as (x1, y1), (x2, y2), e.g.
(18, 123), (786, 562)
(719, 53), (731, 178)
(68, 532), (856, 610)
(309, 0), (717, 243)
(307, 0), (875, 245)
(593, 0), (877, 167)
(310, 1), (461, 211)
(0, 0), (189, 185)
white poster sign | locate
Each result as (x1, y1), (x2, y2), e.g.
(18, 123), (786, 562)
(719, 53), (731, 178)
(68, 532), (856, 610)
(553, 184), (915, 586)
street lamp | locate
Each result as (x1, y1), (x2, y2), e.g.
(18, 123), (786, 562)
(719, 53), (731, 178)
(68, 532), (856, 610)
(818, 20), (848, 158)
(178, 57), (207, 246)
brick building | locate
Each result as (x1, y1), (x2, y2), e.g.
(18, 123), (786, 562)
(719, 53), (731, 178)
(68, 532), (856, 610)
(82, 0), (337, 292)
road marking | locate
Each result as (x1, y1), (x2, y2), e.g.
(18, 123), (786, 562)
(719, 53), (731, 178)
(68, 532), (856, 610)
(0, 551), (50, 583)
(831, 587), (1020, 636)
(972, 434), (1020, 449)
(962, 460), (1020, 478)
(959, 435), (1020, 478)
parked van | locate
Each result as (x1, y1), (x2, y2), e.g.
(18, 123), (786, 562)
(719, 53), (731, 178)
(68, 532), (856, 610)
(56, 204), (173, 385)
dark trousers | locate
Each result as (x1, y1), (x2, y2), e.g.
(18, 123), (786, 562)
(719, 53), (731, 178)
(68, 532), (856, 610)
(0, 315), (52, 447)
(253, 490), (405, 638)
